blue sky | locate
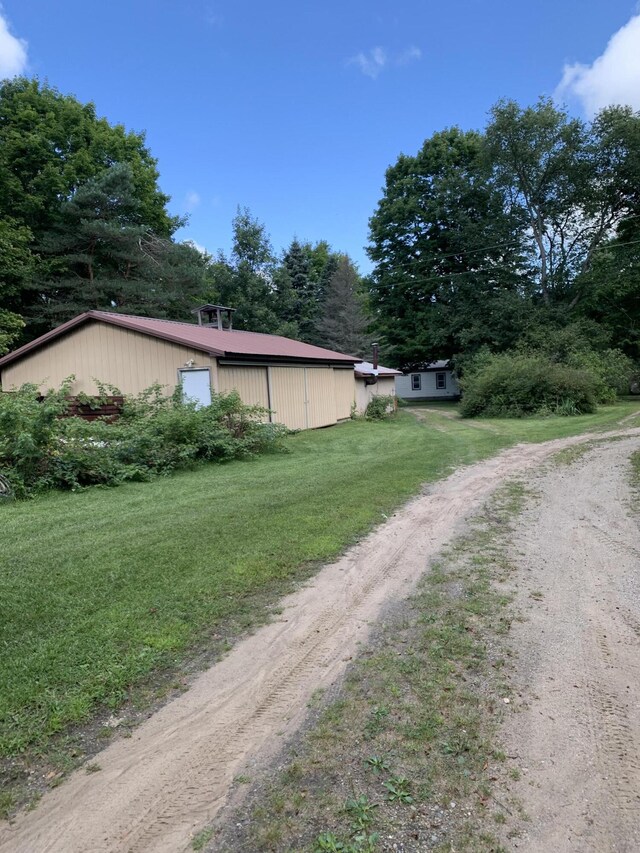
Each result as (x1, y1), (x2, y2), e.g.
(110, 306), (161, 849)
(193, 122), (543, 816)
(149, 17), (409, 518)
(3, 1), (640, 270)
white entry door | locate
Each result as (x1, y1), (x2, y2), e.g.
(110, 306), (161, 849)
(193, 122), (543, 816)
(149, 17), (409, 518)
(179, 368), (212, 408)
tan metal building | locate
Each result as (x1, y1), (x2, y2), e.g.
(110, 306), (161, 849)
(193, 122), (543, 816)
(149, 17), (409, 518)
(353, 361), (401, 412)
(0, 308), (365, 431)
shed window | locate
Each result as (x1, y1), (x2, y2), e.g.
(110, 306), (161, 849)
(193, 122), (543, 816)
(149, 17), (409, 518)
(411, 374), (422, 391)
(436, 372), (447, 390)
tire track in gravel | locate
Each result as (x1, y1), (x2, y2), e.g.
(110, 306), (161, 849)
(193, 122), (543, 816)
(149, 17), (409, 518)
(497, 436), (640, 852)
(2, 427), (639, 853)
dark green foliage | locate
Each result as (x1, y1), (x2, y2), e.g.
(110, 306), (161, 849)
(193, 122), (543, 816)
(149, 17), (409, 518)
(367, 127), (529, 367)
(0, 309), (24, 357)
(367, 100), (640, 373)
(205, 213), (370, 347)
(0, 380), (73, 494)
(0, 382), (287, 497)
(0, 77), (178, 240)
(513, 322), (637, 399)
(270, 238), (349, 345)
(284, 238), (315, 340)
(308, 240), (337, 297)
(575, 223), (640, 361)
(565, 349), (636, 400)
(0, 78), (186, 341)
(459, 354), (600, 418)
(0, 219), (33, 352)
(485, 99), (640, 310)
(34, 163), (208, 328)
(205, 208), (284, 334)
(315, 256), (371, 356)
(485, 98), (592, 305)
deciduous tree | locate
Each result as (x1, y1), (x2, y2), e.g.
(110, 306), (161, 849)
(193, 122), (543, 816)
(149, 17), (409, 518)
(367, 127), (528, 367)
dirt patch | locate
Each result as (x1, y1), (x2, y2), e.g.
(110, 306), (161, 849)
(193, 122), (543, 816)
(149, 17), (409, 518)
(1, 428), (638, 853)
(495, 437), (640, 851)
(212, 482), (529, 852)
(407, 406), (498, 432)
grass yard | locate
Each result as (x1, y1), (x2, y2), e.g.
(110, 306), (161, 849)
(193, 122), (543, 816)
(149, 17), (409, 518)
(1, 401), (639, 780)
(214, 481), (529, 852)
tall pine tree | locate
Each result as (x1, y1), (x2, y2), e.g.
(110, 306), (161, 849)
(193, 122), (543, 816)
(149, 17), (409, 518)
(315, 256), (371, 357)
(35, 163), (207, 328)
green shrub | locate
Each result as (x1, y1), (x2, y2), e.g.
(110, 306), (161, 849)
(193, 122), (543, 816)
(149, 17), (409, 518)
(365, 394), (396, 420)
(0, 382), (288, 497)
(565, 348), (636, 401)
(459, 354), (599, 418)
(0, 380), (73, 496)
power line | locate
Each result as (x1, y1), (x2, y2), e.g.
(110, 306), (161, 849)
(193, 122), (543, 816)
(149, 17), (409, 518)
(366, 212), (640, 278)
(366, 236), (640, 294)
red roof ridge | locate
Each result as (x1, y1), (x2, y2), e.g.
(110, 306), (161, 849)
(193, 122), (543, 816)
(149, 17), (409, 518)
(0, 310), (359, 369)
(92, 311), (329, 343)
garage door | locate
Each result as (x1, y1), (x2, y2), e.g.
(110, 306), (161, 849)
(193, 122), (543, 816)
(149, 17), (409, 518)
(217, 366), (270, 420)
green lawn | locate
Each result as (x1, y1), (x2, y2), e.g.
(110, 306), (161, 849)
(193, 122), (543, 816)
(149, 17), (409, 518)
(1, 401), (639, 763)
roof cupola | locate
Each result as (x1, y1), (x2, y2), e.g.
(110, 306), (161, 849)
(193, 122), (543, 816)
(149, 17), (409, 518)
(193, 304), (235, 330)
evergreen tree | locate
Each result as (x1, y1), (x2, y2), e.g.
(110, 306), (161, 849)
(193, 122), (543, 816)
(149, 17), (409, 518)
(283, 238), (318, 341)
(271, 264), (301, 339)
(315, 256), (371, 357)
(35, 164), (207, 328)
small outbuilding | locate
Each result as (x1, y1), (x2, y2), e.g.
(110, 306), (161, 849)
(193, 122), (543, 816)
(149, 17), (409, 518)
(395, 360), (460, 401)
(353, 361), (401, 412)
(0, 307), (364, 431)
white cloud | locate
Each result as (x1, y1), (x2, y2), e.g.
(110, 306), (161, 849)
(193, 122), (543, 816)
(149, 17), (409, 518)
(184, 190), (201, 210)
(348, 45), (421, 79)
(397, 45), (422, 65)
(349, 46), (387, 79)
(0, 12), (27, 79)
(555, 14), (640, 115)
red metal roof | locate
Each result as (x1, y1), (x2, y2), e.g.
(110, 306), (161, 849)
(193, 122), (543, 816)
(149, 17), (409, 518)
(0, 311), (360, 368)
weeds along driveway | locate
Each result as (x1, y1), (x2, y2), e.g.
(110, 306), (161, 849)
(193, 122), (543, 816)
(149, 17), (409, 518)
(2, 426), (639, 853)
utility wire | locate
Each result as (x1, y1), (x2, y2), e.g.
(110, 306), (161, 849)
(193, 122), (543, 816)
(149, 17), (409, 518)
(367, 237), (640, 294)
(366, 212), (640, 278)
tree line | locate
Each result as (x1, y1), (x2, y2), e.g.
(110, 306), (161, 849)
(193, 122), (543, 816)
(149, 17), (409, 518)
(368, 98), (640, 371)
(0, 78), (371, 358)
(1, 77), (639, 376)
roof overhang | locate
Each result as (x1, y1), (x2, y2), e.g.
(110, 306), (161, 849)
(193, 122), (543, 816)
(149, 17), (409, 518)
(0, 312), (226, 370)
(218, 356), (358, 367)
(0, 312), (360, 369)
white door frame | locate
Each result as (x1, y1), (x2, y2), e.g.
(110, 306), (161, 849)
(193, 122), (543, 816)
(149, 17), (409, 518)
(178, 368), (212, 408)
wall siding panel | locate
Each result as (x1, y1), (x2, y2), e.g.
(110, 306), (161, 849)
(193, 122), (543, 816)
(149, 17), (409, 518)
(306, 367), (336, 429)
(217, 366), (269, 408)
(333, 368), (355, 420)
(355, 376), (396, 413)
(1, 321), (214, 395)
(269, 367), (307, 430)
(395, 370), (459, 399)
